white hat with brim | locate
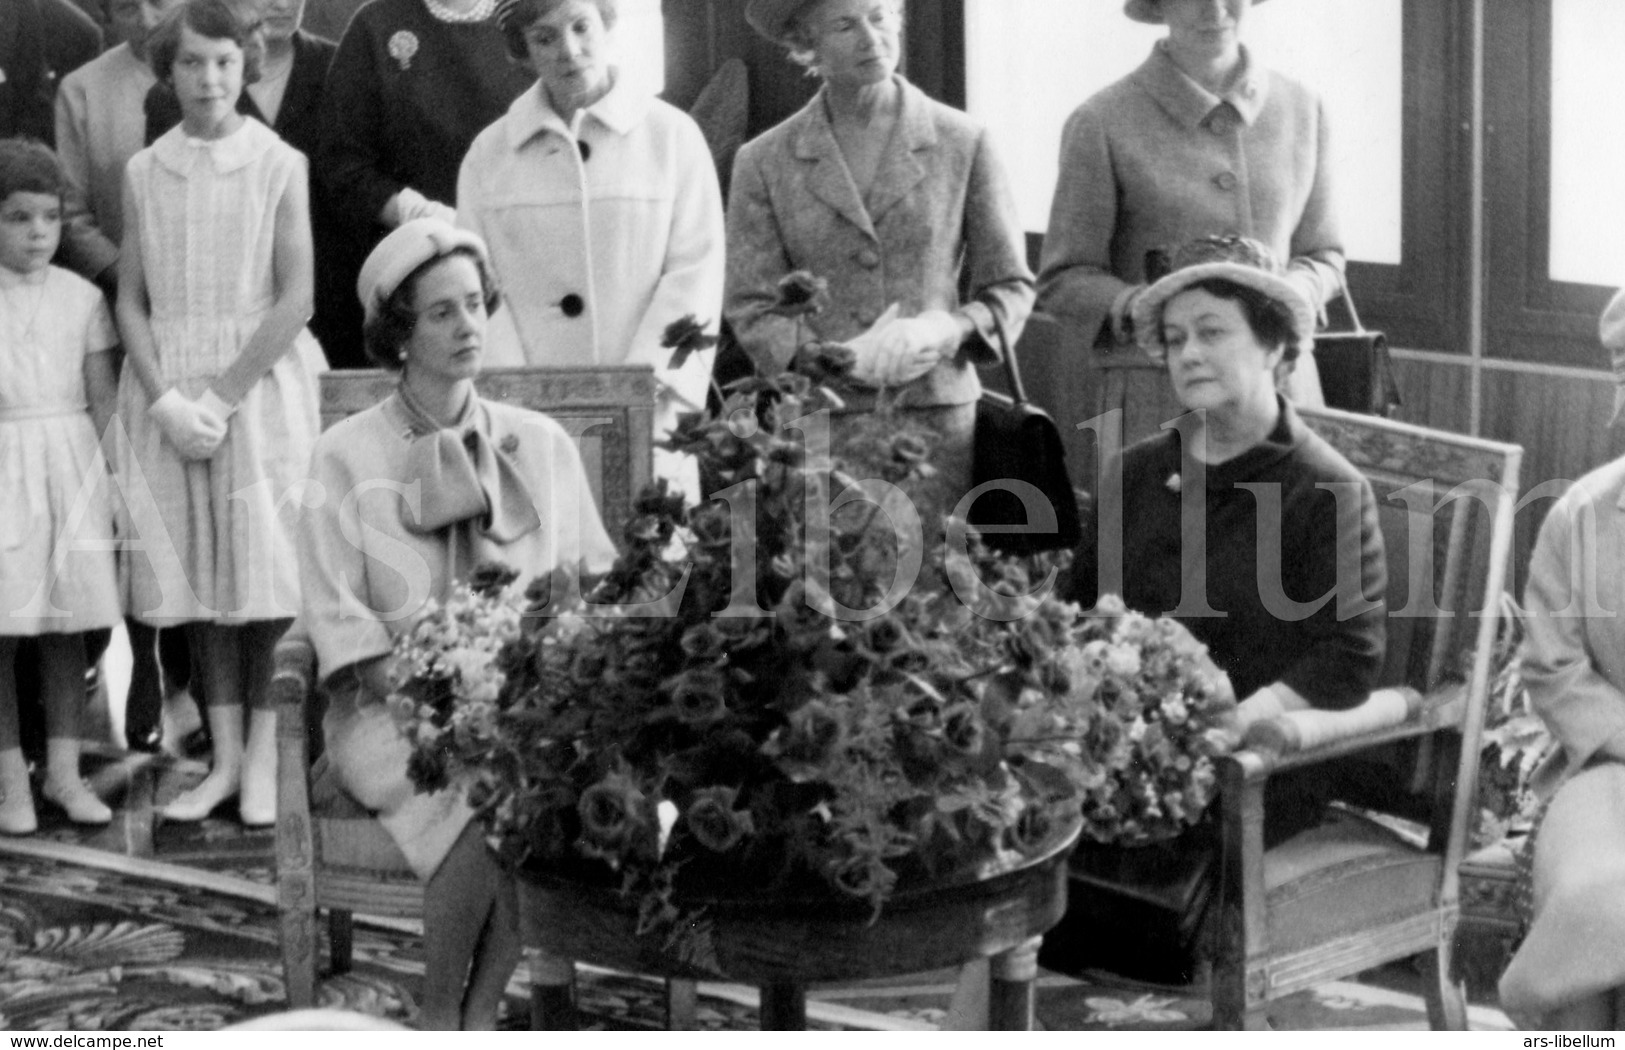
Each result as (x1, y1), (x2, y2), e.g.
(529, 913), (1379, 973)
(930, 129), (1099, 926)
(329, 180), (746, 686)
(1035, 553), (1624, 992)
(745, 0), (817, 42)
(1124, 0), (1269, 25)
(1131, 235), (1316, 364)
(357, 218), (491, 325)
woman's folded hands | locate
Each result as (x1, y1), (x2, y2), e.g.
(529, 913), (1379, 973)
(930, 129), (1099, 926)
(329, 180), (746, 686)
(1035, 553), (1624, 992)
(847, 304), (966, 387)
(148, 387), (228, 460)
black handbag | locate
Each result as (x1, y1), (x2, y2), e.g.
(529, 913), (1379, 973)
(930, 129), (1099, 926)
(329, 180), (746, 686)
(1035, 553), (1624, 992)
(967, 313), (1082, 555)
(1313, 287), (1403, 417)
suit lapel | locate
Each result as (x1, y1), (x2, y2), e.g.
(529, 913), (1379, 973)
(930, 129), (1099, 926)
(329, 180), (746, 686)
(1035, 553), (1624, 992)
(864, 80), (934, 226)
(276, 33), (326, 137)
(793, 93), (877, 241)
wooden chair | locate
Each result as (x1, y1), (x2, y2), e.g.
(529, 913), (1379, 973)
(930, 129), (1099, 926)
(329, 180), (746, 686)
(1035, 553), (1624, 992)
(1204, 406), (1523, 1028)
(272, 367), (657, 1021)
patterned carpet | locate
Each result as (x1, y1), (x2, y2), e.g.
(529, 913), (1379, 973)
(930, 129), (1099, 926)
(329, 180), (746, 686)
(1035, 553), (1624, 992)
(0, 749), (1517, 1031)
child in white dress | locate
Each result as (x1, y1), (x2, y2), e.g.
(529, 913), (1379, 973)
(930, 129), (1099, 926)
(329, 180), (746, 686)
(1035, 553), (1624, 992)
(0, 139), (122, 835)
(115, 0), (324, 827)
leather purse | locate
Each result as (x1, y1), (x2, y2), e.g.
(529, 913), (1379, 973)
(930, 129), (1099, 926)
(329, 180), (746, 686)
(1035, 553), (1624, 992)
(967, 313), (1083, 555)
(1313, 287), (1403, 417)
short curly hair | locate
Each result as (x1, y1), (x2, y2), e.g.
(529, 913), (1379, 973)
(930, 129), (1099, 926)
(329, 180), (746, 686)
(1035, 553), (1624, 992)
(149, 0), (264, 89)
(497, 0), (618, 63)
(0, 138), (66, 204)
(361, 248), (503, 371)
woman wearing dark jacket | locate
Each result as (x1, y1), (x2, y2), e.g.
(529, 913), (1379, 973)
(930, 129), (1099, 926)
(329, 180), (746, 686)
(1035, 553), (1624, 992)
(314, 0), (529, 365)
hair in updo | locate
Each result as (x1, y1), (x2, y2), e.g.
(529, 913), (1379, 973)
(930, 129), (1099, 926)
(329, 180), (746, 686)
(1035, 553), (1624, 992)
(1173, 277), (1302, 362)
(0, 138), (66, 204)
(497, 0), (618, 62)
(149, 0), (264, 87)
(362, 248), (503, 371)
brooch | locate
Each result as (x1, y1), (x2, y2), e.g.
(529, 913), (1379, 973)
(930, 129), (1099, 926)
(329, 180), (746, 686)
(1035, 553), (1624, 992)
(499, 434), (519, 454)
(388, 30), (419, 70)
(1165, 472), (1182, 493)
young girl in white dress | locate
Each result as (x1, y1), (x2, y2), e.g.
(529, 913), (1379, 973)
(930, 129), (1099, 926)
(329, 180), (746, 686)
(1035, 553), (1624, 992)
(116, 0), (324, 827)
(0, 139), (122, 835)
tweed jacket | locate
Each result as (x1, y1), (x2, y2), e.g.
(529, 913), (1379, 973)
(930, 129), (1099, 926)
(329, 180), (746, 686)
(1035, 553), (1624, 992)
(457, 76), (724, 427)
(1037, 43), (1343, 349)
(725, 76), (1033, 411)
(1520, 455), (1625, 801)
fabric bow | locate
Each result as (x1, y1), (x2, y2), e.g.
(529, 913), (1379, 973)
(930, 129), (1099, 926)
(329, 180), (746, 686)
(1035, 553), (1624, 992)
(396, 385), (542, 542)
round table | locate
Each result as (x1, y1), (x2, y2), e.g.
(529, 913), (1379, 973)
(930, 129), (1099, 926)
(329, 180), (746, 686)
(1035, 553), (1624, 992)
(517, 823), (1080, 1031)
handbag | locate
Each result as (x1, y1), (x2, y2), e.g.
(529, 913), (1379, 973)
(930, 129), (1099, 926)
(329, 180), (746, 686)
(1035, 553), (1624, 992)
(967, 312), (1083, 555)
(1313, 287), (1403, 417)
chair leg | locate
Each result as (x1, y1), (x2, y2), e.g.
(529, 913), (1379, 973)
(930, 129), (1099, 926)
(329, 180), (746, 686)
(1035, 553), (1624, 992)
(664, 979), (698, 1030)
(1422, 942), (1469, 1030)
(527, 949), (577, 1031)
(328, 909), (354, 975)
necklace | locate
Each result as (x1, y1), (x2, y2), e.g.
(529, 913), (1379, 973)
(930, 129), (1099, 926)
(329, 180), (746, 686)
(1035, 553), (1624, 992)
(422, 0), (494, 24)
(4, 276), (49, 342)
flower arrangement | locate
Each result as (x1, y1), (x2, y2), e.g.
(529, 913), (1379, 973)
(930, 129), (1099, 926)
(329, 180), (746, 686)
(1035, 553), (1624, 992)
(386, 277), (1236, 963)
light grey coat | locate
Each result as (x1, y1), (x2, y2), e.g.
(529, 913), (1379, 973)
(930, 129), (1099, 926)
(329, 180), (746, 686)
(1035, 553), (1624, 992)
(724, 76), (1033, 411)
(1037, 43), (1344, 348)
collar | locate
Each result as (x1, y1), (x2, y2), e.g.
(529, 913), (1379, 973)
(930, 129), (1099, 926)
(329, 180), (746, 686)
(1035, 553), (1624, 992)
(1190, 396), (1305, 488)
(388, 387), (543, 542)
(791, 75), (939, 161)
(1134, 41), (1269, 131)
(504, 68), (648, 150)
(151, 116), (274, 176)
(0, 266), (48, 290)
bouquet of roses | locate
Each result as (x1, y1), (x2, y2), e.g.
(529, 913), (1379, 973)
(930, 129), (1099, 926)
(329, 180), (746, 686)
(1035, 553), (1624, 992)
(384, 276), (1236, 962)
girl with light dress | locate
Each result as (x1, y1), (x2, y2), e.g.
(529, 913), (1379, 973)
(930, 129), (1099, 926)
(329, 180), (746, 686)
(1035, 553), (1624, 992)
(115, 0), (325, 827)
(0, 138), (122, 835)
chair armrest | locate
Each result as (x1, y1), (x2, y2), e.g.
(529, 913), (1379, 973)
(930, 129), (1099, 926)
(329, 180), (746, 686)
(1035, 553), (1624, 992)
(271, 634), (317, 720)
(1239, 686), (1427, 772)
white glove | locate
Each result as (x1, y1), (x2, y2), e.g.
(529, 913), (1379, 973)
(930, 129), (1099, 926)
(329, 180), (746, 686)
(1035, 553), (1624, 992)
(149, 388), (227, 460)
(871, 309), (964, 385)
(845, 302), (903, 386)
(197, 388), (236, 422)
(382, 187), (456, 228)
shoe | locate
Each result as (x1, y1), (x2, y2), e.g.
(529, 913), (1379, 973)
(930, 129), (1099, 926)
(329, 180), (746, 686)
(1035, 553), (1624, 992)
(161, 775), (238, 822)
(125, 724), (163, 754)
(0, 788), (37, 836)
(40, 776), (113, 826)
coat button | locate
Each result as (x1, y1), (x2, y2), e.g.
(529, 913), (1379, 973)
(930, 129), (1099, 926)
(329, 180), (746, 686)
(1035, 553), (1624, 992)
(1214, 171), (1238, 191)
(856, 249), (880, 269)
(560, 294), (585, 317)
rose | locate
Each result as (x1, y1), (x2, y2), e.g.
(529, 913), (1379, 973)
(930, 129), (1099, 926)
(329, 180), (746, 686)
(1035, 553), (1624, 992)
(668, 667), (729, 725)
(687, 501), (732, 550)
(661, 314), (718, 370)
(769, 270), (830, 319)
(888, 433), (929, 467)
(577, 772), (652, 857)
(1006, 802), (1056, 856)
(468, 561), (520, 598)
(780, 699), (844, 765)
(860, 617), (906, 656)
(828, 854), (898, 903)
(791, 340), (857, 383)
(685, 786), (755, 853)
(679, 623), (727, 661)
(942, 701), (986, 756)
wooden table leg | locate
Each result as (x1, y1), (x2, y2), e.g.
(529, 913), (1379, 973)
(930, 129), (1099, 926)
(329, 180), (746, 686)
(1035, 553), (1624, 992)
(758, 981), (807, 1030)
(527, 949), (577, 1030)
(989, 936), (1043, 1031)
(665, 978), (699, 1030)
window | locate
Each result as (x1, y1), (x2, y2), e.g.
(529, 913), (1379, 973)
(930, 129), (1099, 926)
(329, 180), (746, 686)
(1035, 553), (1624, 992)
(616, 0), (666, 97)
(1548, 0), (1625, 287)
